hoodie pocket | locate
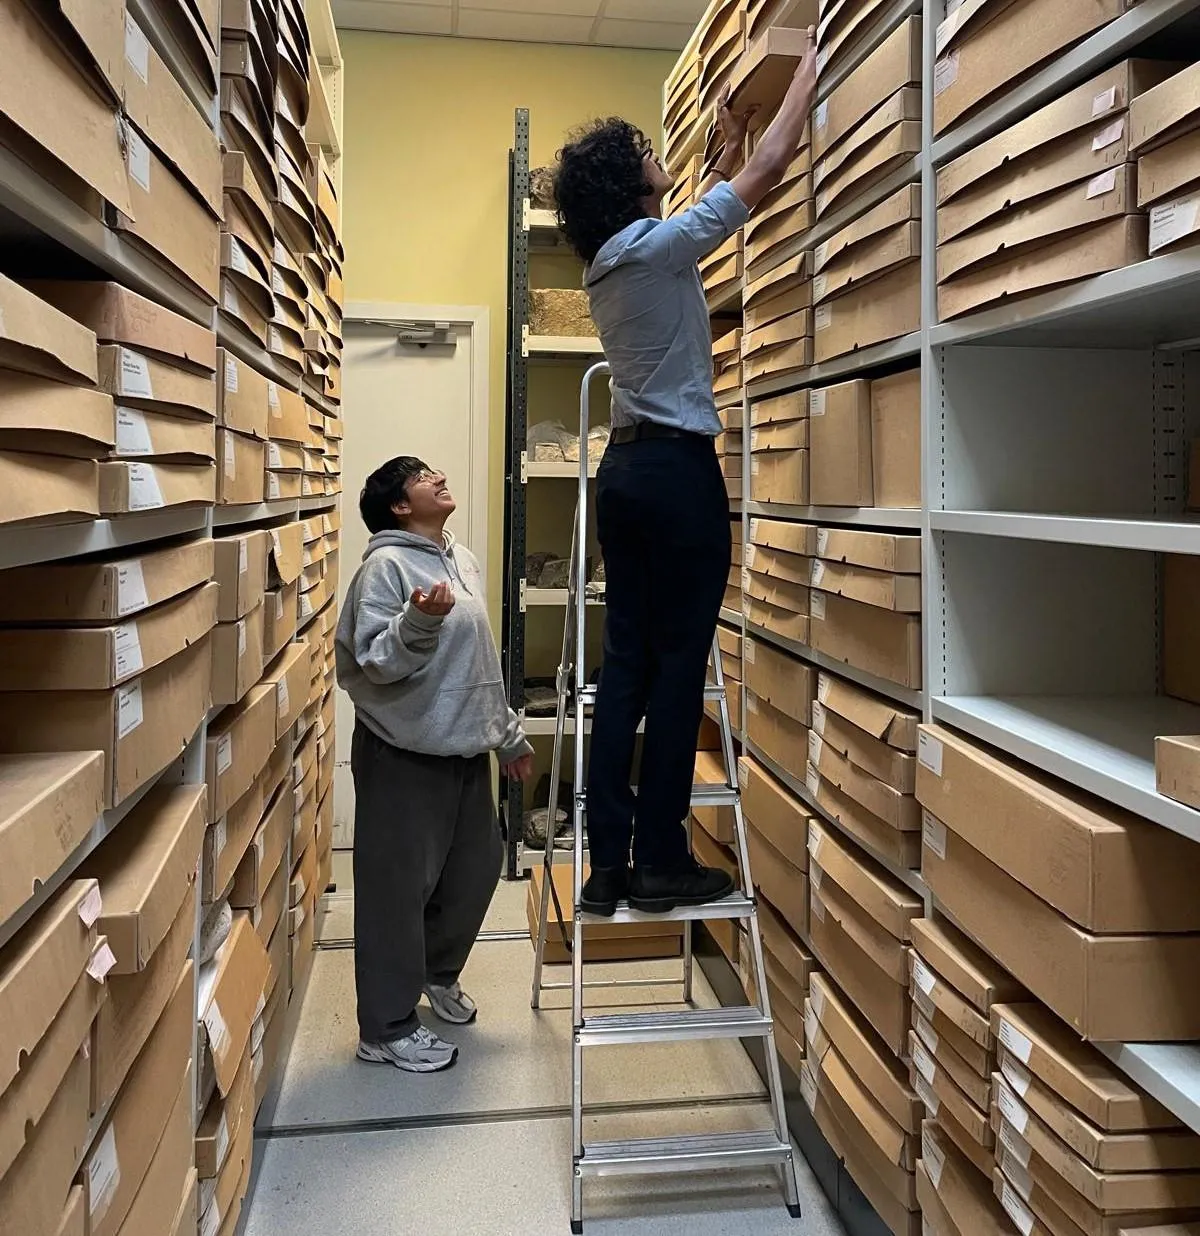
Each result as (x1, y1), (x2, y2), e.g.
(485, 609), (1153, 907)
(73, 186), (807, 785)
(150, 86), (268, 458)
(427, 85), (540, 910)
(425, 679), (511, 753)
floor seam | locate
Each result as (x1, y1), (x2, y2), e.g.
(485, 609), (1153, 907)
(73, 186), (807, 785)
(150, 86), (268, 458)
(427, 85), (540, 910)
(255, 1091), (770, 1143)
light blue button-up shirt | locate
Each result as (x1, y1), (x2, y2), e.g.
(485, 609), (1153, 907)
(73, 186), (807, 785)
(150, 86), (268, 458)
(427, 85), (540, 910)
(583, 181), (751, 438)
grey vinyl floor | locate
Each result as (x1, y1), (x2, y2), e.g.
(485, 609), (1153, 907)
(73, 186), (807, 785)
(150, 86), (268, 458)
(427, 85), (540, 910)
(242, 859), (846, 1236)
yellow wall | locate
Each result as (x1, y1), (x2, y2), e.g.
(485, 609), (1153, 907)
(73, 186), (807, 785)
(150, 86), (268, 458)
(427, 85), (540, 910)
(340, 31), (674, 612)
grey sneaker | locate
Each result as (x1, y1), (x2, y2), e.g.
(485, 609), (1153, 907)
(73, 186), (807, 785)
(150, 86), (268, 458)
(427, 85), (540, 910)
(356, 1028), (458, 1073)
(424, 981), (478, 1025)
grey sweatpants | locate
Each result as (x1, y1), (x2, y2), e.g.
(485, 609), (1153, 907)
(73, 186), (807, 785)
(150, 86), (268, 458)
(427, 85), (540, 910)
(351, 722), (503, 1043)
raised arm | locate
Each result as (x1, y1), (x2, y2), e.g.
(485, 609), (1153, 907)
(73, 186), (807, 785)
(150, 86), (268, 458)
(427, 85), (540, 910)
(354, 562), (454, 686)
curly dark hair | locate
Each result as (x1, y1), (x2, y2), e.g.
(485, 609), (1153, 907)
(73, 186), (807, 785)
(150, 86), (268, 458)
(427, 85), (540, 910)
(554, 118), (653, 263)
(359, 455), (429, 533)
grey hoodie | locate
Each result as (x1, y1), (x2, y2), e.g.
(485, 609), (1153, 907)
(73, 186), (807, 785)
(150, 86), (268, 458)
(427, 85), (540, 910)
(335, 529), (531, 764)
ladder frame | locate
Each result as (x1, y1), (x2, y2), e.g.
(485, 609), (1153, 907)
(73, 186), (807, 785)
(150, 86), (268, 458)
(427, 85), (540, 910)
(529, 362), (802, 1233)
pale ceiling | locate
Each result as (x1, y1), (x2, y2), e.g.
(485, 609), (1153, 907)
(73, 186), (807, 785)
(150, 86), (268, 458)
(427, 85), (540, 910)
(332, 0), (709, 51)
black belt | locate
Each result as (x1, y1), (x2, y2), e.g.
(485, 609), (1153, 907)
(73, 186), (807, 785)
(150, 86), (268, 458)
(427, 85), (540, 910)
(610, 423), (706, 445)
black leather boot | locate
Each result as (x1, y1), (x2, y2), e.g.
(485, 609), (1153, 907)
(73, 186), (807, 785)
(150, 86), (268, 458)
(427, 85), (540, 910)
(628, 859), (734, 914)
(579, 866), (630, 917)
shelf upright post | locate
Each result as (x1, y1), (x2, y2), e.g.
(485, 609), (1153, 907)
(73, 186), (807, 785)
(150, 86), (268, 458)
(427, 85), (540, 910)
(502, 108), (534, 879)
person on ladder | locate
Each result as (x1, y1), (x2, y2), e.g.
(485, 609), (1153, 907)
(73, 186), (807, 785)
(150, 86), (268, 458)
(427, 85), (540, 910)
(553, 34), (817, 917)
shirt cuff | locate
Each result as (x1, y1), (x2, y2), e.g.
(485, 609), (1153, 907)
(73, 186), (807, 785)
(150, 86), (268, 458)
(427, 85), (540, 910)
(704, 180), (751, 231)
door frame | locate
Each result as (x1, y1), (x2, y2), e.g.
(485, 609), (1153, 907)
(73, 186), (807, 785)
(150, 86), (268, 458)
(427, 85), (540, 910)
(343, 300), (491, 587)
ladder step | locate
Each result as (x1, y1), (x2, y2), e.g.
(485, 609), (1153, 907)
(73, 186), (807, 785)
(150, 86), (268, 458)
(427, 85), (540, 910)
(690, 783), (738, 807)
(576, 684), (727, 706)
(580, 891), (754, 926)
(578, 1130), (793, 1178)
(577, 1005), (772, 1046)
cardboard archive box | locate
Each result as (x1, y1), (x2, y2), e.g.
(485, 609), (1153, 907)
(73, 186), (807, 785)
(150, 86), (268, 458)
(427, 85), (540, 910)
(740, 756), (811, 941)
(1156, 734), (1200, 811)
(1130, 61), (1200, 254)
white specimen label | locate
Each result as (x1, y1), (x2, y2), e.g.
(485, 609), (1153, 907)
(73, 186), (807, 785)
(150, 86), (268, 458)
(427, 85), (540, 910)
(215, 1114), (230, 1172)
(117, 561), (148, 616)
(115, 406), (153, 456)
(1002, 1056), (1032, 1097)
(268, 472), (281, 499)
(205, 1000), (231, 1057)
(237, 620), (247, 657)
(814, 304), (832, 332)
(225, 355), (239, 393)
(217, 733), (233, 776)
(229, 236), (250, 275)
(997, 1079), (1029, 1133)
(1092, 118), (1124, 151)
(921, 1125), (945, 1187)
(88, 1126), (121, 1218)
(812, 275), (828, 303)
(922, 811), (947, 859)
(808, 730), (823, 765)
(117, 683), (143, 738)
(268, 381), (281, 409)
(268, 442), (283, 469)
(124, 12), (149, 81)
(126, 127), (151, 192)
(1000, 1120), (1032, 1168)
(933, 53), (960, 97)
(119, 349), (154, 399)
(817, 675), (831, 704)
(113, 622), (143, 679)
(914, 1013), (939, 1054)
(915, 1073), (939, 1114)
(88, 940), (117, 982)
(277, 677), (290, 718)
(214, 818), (227, 857)
(912, 955), (938, 997)
(1092, 85), (1117, 117)
(1000, 1181), (1034, 1236)
(1086, 168), (1118, 199)
(812, 700), (826, 735)
(223, 284), (240, 315)
(998, 1017), (1033, 1064)
(79, 884), (103, 927)
(239, 537), (249, 573)
(911, 1038), (936, 1084)
(814, 100), (829, 131)
(806, 766), (820, 799)
(917, 732), (943, 776)
(127, 463), (164, 511)
(811, 592), (826, 621)
(1150, 193), (1200, 254)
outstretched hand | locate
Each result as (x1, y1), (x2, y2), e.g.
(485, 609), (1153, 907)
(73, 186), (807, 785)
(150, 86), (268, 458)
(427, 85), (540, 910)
(411, 581), (455, 617)
(716, 84), (756, 157)
(502, 754), (535, 783)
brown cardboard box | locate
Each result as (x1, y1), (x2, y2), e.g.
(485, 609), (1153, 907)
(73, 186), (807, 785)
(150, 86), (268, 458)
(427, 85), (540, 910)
(91, 884), (193, 1114)
(80, 784), (204, 974)
(729, 23), (813, 114)
(870, 369), (921, 508)
(694, 748), (736, 844)
(55, 1183), (86, 1236)
(814, 183), (920, 293)
(933, 0), (1125, 136)
(911, 949), (991, 1051)
(913, 916), (1025, 1016)
(814, 259), (920, 364)
(269, 522), (305, 586)
(116, 132), (220, 301)
(917, 1121), (1012, 1236)
(1166, 554), (1200, 704)
(916, 724), (1200, 932)
(262, 641), (311, 739)
(0, 449), (97, 527)
(744, 637), (816, 725)
(812, 557), (921, 613)
(809, 880), (911, 1054)
(211, 603), (265, 708)
(811, 697), (914, 792)
(0, 638), (211, 807)
(231, 776), (292, 911)
(1129, 59), (1200, 154)
(213, 529), (269, 623)
(924, 824), (1200, 1041)
(747, 541), (812, 589)
(816, 530), (919, 587)
(817, 118), (921, 222)
(743, 251), (811, 335)
(749, 515), (817, 556)
(816, 0), (893, 76)
(1147, 183), (1200, 256)
(912, 1017), (991, 1112)
(0, 753), (104, 930)
(122, 12), (222, 215)
(115, 1064), (193, 1236)
(255, 849), (288, 949)
(0, 538), (213, 623)
(83, 965), (193, 1236)
(740, 756), (810, 862)
(810, 734), (919, 830)
(811, 775), (921, 869)
(198, 916), (270, 1097)
(817, 670), (919, 751)
(0, 1048), (90, 1236)
(110, 405), (214, 463)
(747, 816), (809, 941)
(98, 460), (215, 514)
(743, 573), (810, 643)
(992, 1001), (1178, 1133)
(0, 580), (217, 690)
(809, 819), (920, 941)
(810, 590), (921, 688)
(813, 83), (919, 190)
(195, 1049), (252, 1179)
(1157, 735), (1200, 811)
(938, 214), (1147, 320)
(0, 276), (96, 381)
(217, 428), (266, 505)
(206, 684), (277, 821)
(813, 16), (921, 160)
(218, 348), (270, 439)
(809, 379), (872, 506)
(96, 343), (214, 419)
(29, 281), (215, 374)
(911, 1038), (993, 1150)
(269, 382), (308, 444)
(0, 960), (103, 1181)
(0, 373), (112, 458)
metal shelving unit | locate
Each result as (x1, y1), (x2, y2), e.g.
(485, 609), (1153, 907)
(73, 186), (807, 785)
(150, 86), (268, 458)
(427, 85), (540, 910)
(502, 108), (608, 878)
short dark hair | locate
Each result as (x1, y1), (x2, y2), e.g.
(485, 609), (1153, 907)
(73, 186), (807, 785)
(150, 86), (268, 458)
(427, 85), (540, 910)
(555, 118), (653, 263)
(359, 456), (429, 533)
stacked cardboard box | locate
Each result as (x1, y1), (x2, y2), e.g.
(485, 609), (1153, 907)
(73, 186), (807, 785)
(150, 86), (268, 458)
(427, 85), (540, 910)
(665, 59), (703, 176)
(743, 248), (813, 385)
(1156, 734), (1200, 811)
(744, 636), (814, 777)
(907, 915), (1027, 1224)
(918, 725), (1200, 1041)
(666, 154), (704, 219)
(745, 139), (814, 283)
(807, 669), (921, 869)
(808, 525), (921, 690)
(1131, 60), (1200, 256)
(803, 817), (924, 1235)
(744, 517), (814, 642)
(702, 233), (745, 310)
(936, 61), (1161, 321)
(990, 1000), (1200, 1236)
(749, 393), (810, 505)
(706, 620), (743, 731)
(932, 0), (1128, 140)
(714, 328), (744, 476)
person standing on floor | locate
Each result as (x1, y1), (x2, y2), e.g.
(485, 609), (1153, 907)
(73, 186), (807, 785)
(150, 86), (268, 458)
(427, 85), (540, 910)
(553, 36), (817, 916)
(336, 457), (534, 1072)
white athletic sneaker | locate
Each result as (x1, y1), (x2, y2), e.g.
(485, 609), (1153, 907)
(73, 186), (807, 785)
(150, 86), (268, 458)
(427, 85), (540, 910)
(356, 1027), (458, 1073)
(423, 981), (478, 1025)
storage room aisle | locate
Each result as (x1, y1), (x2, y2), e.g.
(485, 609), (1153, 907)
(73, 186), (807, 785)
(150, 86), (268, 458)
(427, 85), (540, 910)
(241, 861), (845, 1235)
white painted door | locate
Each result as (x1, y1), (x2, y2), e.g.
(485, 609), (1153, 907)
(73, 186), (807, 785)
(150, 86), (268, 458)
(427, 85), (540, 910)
(333, 313), (489, 848)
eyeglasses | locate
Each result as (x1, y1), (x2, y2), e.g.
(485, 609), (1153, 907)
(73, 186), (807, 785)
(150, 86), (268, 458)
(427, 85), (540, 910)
(410, 469), (444, 487)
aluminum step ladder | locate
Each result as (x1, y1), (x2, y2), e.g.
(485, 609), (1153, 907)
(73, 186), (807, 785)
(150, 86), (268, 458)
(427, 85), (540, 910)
(529, 361), (802, 1233)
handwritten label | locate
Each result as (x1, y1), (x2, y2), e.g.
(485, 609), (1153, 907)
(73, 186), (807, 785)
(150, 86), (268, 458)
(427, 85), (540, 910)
(933, 52), (960, 97)
(113, 622), (143, 679)
(1086, 168), (1118, 199)
(1092, 85), (1117, 117)
(124, 12), (149, 81)
(917, 732), (943, 776)
(998, 1017), (1033, 1064)
(117, 683), (143, 738)
(126, 127), (152, 192)
(921, 811), (947, 860)
(119, 349), (154, 400)
(126, 463), (164, 511)
(88, 1126), (121, 1219)
(117, 561), (148, 616)
(921, 1125), (945, 1188)
(79, 884), (103, 927)
(216, 733), (233, 776)
(225, 355), (240, 393)
(115, 406), (153, 455)
(1092, 117), (1124, 151)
